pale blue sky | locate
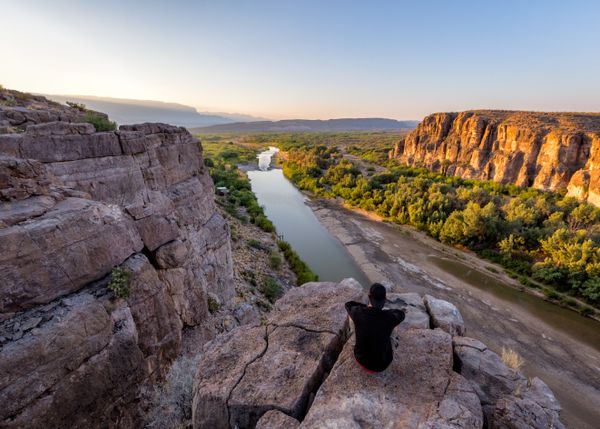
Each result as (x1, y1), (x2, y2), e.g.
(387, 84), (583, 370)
(2, 0), (599, 119)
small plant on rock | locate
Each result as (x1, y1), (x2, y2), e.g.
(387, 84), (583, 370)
(269, 251), (282, 269)
(207, 296), (222, 314)
(66, 101), (87, 111)
(247, 239), (267, 251)
(501, 347), (524, 372)
(108, 267), (130, 299)
(83, 111), (117, 132)
(260, 277), (282, 303)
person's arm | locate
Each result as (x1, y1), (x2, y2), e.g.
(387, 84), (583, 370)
(345, 301), (362, 321)
(390, 309), (406, 327)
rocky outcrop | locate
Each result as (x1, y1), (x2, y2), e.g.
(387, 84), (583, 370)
(391, 110), (600, 205)
(0, 95), (234, 427)
(0, 88), (102, 133)
(192, 280), (563, 429)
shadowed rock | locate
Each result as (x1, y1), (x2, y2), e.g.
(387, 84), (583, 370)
(256, 410), (300, 429)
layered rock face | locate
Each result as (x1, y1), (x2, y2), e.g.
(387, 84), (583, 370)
(391, 110), (600, 205)
(192, 280), (564, 429)
(0, 103), (233, 426)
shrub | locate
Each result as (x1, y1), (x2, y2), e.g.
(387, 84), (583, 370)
(560, 296), (579, 308)
(66, 101), (87, 111)
(269, 251), (282, 269)
(485, 266), (499, 273)
(247, 239), (268, 251)
(207, 296), (221, 313)
(83, 111), (117, 131)
(542, 287), (560, 301)
(579, 306), (594, 316)
(108, 267), (130, 299)
(260, 277), (282, 303)
(145, 354), (201, 428)
(501, 347), (524, 372)
(277, 240), (318, 285)
(254, 214), (275, 232)
(518, 276), (535, 288)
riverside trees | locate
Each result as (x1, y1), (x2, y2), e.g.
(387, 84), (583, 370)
(282, 145), (600, 308)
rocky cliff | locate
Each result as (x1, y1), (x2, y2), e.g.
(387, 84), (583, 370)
(192, 280), (564, 429)
(390, 110), (600, 205)
(0, 93), (234, 427)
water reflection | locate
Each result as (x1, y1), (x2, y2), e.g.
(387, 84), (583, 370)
(257, 147), (279, 171)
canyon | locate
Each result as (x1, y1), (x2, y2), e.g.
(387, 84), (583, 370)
(0, 91), (568, 428)
(390, 110), (600, 205)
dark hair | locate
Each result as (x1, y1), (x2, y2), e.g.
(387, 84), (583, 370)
(368, 283), (386, 309)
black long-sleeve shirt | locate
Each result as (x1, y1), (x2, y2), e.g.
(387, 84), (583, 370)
(345, 301), (405, 372)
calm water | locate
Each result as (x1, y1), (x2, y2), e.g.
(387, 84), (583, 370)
(247, 151), (369, 286)
(428, 255), (600, 352)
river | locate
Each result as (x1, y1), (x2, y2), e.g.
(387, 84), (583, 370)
(246, 147), (600, 429)
(247, 147), (369, 285)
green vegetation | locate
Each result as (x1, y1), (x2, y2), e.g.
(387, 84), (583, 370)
(277, 240), (318, 285)
(201, 138), (318, 287)
(247, 239), (268, 251)
(280, 144), (600, 308)
(260, 277), (283, 303)
(108, 267), (130, 299)
(83, 111), (117, 131)
(269, 251), (282, 269)
(207, 295), (221, 313)
(203, 141), (275, 233)
(66, 101), (117, 131)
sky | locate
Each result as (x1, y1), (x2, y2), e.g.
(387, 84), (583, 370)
(2, 0), (600, 120)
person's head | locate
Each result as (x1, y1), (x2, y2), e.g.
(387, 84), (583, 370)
(368, 283), (386, 309)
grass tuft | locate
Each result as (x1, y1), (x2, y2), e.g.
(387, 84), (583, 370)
(501, 347), (524, 372)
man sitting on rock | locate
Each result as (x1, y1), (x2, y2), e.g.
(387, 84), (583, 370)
(345, 283), (405, 373)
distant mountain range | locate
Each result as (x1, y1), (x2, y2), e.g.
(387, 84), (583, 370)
(42, 94), (264, 128)
(191, 118), (419, 133)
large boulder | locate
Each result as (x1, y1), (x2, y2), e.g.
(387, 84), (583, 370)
(387, 292), (430, 331)
(424, 294), (465, 336)
(192, 281), (362, 429)
(492, 377), (564, 429)
(0, 291), (145, 428)
(192, 326), (268, 429)
(453, 337), (525, 407)
(301, 328), (482, 429)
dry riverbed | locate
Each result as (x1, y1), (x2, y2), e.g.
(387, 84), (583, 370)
(308, 198), (600, 429)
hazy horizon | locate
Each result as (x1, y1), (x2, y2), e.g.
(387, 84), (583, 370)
(3, 0), (600, 120)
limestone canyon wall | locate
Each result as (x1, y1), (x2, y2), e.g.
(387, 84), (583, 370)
(391, 110), (600, 205)
(0, 96), (234, 427)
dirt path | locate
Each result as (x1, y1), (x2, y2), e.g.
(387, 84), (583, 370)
(309, 198), (600, 429)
